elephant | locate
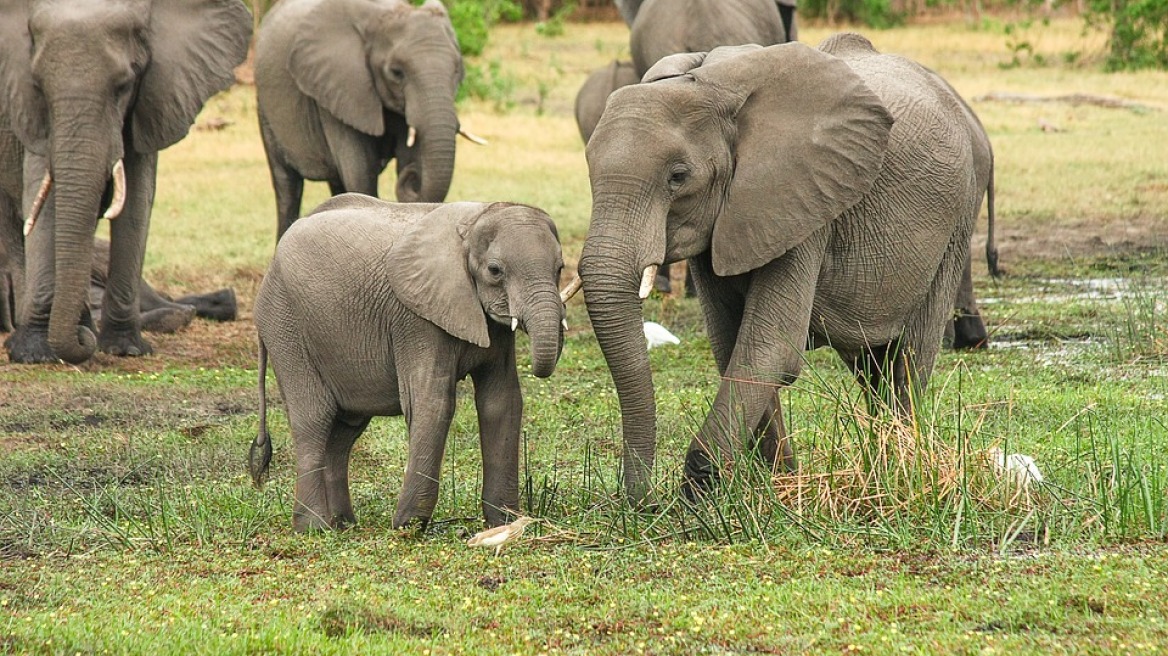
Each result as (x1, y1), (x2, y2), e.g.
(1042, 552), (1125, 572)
(574, 35), (983, 503)
(249, 194), (572, 532)
(255, 0), (472, 240)
(0, 236), (237, 335)
(0, 0), (251, 364)
(575, 61), (639, 145)
(614, 0), (795, 295)
(616, 0), (797, 44)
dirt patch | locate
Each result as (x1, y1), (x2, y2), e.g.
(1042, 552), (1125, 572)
(973, 214), (1168, 276)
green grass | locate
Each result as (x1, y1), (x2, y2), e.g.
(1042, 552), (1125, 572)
(5, 16), (1168, 655)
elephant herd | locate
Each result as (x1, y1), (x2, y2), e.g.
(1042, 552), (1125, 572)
(0, 0), (1002, 531)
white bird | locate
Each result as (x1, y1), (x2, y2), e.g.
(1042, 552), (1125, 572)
(643, 321), (680, 350)
(987, 448), (1044, 486)
(467, 516), (536, 556)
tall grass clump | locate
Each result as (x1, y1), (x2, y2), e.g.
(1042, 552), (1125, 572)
(521, 356), (1166, 550)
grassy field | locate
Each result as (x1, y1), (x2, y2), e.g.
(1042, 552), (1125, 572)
(3, 16), (1168, 655)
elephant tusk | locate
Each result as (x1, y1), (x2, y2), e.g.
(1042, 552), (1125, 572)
(406, 126), (417, 148)
(23, 170), (53, 237)
(559, 275), (582, 303)
(102, 159), (126, 220)
(458, 128), (488, 146)
(562, 318), (569, 331)
(511, 317), (519, 332)
(638, 265), (659, 299)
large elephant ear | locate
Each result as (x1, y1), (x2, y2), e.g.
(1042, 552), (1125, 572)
(0, 1), (48, 154)
(386, 203), (491, 348)
(132, 0), (252, 153)
(695, 43), (894, 277)
(288, 0), (392, 136)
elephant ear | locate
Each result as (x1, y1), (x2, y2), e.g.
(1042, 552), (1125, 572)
(695, 43), (894, 277)
(288, 0), (392, 136)
(0, 2), (48, 154)
(132, 0), (252, 153)
(386, 203), (491, 348)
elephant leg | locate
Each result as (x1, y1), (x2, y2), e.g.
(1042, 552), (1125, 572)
(0, 192), (20, 332)
(260, 119), (305, 240)
(322, 113), (381, 198)
(689, 253), (793, 473)
(472, 356), (523, 527)
(948, 253), (988, 349)
(173, 288), (238, 322)
(684, 249), (821, 494)
(137, 275), (195, 334)
(846, 339), (910, 415)
(393, 378), (457, 529)
(5, 155), (58, 363)
(98, 151), (155, 357)
(324, 412), (371, 529)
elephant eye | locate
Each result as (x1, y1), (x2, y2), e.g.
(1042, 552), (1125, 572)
(668, 167), (689, 191)
(388, 66), (406, 82)
(487, 263), (504, 278)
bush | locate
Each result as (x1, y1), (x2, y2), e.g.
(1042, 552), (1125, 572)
(799, 0), (905, 29)
(1085, 0), (1168, 70)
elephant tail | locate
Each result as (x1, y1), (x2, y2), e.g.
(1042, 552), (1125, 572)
(250, 339), (274, 488)
(985, 154), (1000, 278)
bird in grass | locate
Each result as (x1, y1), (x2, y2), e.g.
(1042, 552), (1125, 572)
(467, 516), (536, 556)
(643, 321), (680, 350)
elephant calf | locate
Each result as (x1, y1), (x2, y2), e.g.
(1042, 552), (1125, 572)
(250, 195), (570, 532)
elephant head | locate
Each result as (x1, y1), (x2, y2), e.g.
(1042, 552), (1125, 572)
(385, 202), (566, 378)
(576, 43), (893, 502)
(287, 0), (463, 203)
(0, 0), (250, 363)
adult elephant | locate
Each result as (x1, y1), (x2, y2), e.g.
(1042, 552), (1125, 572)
(614, 0), (794, 295)
(256, 0), (472, 239)
(575, 61), (639, 144)
(0, 0), (251, 364)
(575, 36), (982, 503)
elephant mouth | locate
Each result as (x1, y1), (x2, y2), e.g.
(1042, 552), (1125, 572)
(488, 312), (519, 331)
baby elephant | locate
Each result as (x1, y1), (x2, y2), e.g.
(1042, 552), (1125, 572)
(250, 195), (571, 532)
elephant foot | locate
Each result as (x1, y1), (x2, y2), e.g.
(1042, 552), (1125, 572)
(292, 506), (336, 533)
(4, 324), (59, 364)
(140, 305), (197, 334)
(391, 507), (432, 531)
(98, 326), (153, 357)
(680, 449), (720, 502)
(950, 311), (988, 350)
(174, 288), (238, 322)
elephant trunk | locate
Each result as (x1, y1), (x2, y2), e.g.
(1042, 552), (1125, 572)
(47, 136), (111, 363)
(403, 90), (458, 203)
(523, 288), (564, 379)
(578, 238), (659, 505)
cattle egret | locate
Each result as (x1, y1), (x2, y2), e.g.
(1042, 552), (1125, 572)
(643, 321), (680, 349)
(988, 448), (1044, 486)
(467, 516), (536, 556)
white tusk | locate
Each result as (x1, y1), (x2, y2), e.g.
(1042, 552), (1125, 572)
(458, 127), (488, 146)
(559, 275), (582, 303)
(638, 265), (659, 299)
(407, 126), (417, 148)
(102, 159), (126, 220)
(562, 318), (568, 331)
(23, 170), (53, 237)
(511, 317), (518, 332)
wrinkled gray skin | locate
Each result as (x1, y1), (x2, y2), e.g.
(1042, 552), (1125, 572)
(943, 81), (1000, 350)
(250, 195), (566, 532)
(256, 0), (465, 240)
(575, 61), (639, 144)
(0, 0), (251, 364)
(578, 36), (981, 504)
(0, 235), (237, 335)
(615, 0), (794, 295)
